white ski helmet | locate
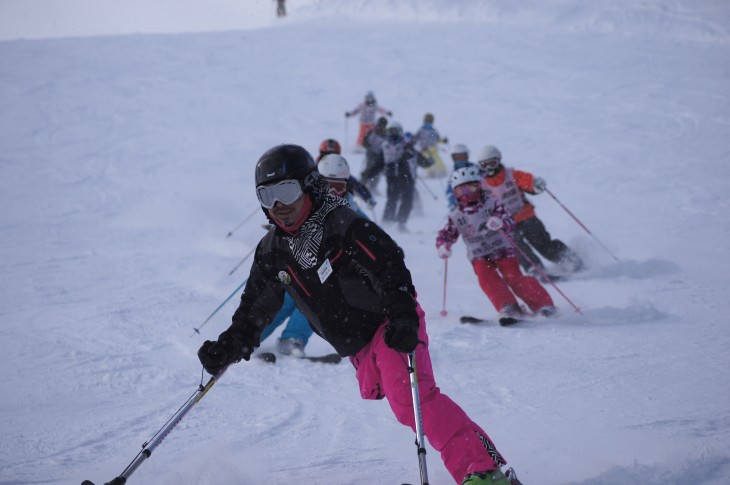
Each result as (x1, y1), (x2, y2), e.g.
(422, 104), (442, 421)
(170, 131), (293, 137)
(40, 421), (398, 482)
(476, 144), (502, 165)
(451, 143), (469, 157)
(318, 153), (351, 180)
(450, 165), (482, 188)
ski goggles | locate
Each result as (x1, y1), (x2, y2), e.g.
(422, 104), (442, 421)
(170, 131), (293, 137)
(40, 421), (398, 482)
(325, 178), (348, 196)
(453, 183), (480, 198)
(478, 157), (500, 170)
(256, 179), (304, 209)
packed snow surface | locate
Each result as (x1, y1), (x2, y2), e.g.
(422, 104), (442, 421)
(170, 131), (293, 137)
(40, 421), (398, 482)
(1, 1), (729, 484)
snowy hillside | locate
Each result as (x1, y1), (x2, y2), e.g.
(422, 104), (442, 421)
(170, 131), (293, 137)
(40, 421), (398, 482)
(1, 1), (729, 484)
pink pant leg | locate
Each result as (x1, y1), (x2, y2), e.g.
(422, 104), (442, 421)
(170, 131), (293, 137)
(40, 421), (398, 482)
(351, 304), (506, 483)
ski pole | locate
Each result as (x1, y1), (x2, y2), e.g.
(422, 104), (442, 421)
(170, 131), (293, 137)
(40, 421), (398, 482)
(417, 176), (438, 200)
(368, 204), (379, 223)
(407, 352), (430, 485)
(226, 206), (260, 238)
(344, 117), (349, 149)
(500, 228), (583, 315)
(545, 188), (619, 263)
(228, 246), (256, 276)
(81, 368), (228, 485)
(191, 278), (248, 336)
(440, 259), (448, 317)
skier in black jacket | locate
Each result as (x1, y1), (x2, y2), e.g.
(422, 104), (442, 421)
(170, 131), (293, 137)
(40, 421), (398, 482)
(197, 144), (517, 485)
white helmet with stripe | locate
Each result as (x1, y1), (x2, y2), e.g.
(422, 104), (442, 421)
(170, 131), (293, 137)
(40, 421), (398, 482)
(450, 165), (482, 188)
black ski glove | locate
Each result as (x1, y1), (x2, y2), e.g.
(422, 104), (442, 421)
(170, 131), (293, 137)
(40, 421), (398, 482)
(198, 329), (257, 375)
(384, 316), (420, 354)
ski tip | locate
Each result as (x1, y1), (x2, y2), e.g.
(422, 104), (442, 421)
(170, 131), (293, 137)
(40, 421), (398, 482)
(498, 317), (521, 326)
(460, 315), (486, 324)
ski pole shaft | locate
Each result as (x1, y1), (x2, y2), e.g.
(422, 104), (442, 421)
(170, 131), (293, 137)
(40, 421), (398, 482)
(344, 118), (348, 149)
(440, 259), (448, 317)
(82, 369), (227, 485)
(417, 177), (438, 200)
(191, 278), (248, 337)
(228, 246), (256, 276)
(368, 204), (379, 223)
(407, 352), (430, 485)
(226, 207), (260, 238)
(500, 228), (583, 315)
(545, 188), (619, 262)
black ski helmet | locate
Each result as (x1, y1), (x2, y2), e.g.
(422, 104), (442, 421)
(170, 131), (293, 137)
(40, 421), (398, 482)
(254, 144), (325, 194)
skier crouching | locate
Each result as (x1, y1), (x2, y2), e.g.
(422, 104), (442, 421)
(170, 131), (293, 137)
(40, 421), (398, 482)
(197, 145), (520, 485)
(436, 166), (557, 324)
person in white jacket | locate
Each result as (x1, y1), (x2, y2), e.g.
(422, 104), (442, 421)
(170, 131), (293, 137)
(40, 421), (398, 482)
(345, 91), (392, 147)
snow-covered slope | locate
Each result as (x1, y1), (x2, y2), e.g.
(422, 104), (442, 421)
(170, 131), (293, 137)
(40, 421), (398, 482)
(1, 1), (729, 484)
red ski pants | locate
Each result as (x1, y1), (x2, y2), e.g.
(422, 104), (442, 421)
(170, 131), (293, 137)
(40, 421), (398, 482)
(357, 123), (374, 145)
(350, 303), (506, 483)
(472, 256), (553, 313)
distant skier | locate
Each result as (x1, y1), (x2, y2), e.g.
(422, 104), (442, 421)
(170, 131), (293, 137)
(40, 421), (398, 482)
(345, 91), (392, 147)
(380, 122), (431, 232)
(436, 166), (557, 324)
(414, 112), (449, 177)
(360, 116), (388, 192)
(275, 0), (286, 17)
(316, 138), (377, 210)
(477, 144), (584, 276)
(198, 144), (519, 485)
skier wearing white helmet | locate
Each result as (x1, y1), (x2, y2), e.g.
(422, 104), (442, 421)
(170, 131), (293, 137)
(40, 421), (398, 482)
(477, 144), (584, 276)
(317, 153), (371, 218)
(436, 166), (557, 324)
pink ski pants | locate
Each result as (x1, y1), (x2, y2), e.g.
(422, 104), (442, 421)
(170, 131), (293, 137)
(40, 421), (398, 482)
(350, 303), (506, 483)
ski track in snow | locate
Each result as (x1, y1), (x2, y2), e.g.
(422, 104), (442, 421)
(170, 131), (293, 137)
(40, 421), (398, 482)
(1, 1), (730, 484)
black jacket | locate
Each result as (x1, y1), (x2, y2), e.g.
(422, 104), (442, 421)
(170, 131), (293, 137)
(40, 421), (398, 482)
(228, 200), (417, 356)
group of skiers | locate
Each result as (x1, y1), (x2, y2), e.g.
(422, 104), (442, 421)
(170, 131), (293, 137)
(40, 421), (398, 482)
(197, 92), (588, 485)
(348, 92), (452, 232)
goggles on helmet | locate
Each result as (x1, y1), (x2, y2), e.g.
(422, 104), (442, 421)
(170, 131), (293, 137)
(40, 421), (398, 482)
(479, 157), (500, 170)
(325, 178), (348, 197)
(453, 183), (481, 199)
(256, 179), (304, 209)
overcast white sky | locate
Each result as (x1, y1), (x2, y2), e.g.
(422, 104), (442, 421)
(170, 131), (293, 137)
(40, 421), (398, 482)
(0, 0), (279, 40)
